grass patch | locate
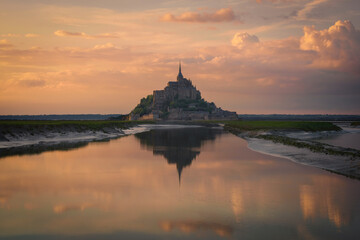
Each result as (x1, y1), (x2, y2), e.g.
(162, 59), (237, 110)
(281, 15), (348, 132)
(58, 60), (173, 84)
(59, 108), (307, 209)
(0, 120), (154, 132)
(223, 120), (341, 132)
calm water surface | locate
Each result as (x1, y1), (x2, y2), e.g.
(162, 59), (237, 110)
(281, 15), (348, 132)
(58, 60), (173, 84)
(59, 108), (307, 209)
(0, 127), (359, 239)
(316, 125), (360, 150)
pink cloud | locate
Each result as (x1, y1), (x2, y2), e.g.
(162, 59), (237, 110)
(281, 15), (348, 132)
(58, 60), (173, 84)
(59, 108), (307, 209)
(255, 0), (303, 3)
(160, 8), (236, 23)
(300, 20), (360, 73)
(54, 30), (121, 39)
(1, 20), (360, 114)
(231, 32), (259, 49)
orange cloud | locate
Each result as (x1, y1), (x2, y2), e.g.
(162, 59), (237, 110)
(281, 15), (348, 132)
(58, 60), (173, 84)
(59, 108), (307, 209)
(255, 0), (304, 3)
(54, 30), (121, 39)
(300, 20), (360, 73)
(25, 33), (39, 38)
(0, 34), (20, 37)
(0, 33), (39, 38)
(0, 39), (13, 48)
(161, 8), (236, 23)
(54, 30), (87, 37)
(1, 20), (360, 114)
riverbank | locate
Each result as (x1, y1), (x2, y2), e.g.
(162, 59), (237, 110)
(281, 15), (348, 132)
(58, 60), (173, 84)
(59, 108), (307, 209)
(0, 121), (208, 158)
(224, 121), (360, 179)
(2, 120), (360, 179)
(0, 120), (155, 157)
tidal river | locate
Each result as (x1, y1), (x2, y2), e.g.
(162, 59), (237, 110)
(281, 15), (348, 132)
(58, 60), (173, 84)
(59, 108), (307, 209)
(0, 126), (359, 240)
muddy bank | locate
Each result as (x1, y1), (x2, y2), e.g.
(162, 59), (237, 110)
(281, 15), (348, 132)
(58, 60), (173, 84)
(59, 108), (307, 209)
(232, 128), (360, 179)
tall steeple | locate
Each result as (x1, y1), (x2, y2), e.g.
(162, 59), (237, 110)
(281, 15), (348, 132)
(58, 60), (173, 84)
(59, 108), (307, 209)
(177, 61), (183, 81)
(177, 164), (183, 186)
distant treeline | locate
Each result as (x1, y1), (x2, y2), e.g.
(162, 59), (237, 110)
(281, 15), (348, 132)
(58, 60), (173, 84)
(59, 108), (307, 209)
(238, 114), (360, 121)
(0, 114), (124, 121)
(1, 114), (359, 121)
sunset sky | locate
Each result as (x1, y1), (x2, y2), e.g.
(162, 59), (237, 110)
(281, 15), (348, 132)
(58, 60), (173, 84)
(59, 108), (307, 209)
(0, 0), (359, 114)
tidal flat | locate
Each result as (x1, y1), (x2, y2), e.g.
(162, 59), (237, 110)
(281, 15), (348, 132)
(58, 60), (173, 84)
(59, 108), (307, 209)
(1, 121), (360, 179)
(224, 121), (360, 179)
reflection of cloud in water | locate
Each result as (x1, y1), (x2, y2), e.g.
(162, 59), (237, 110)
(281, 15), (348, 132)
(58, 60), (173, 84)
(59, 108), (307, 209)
(53, 203), (93, 214)
(231, 188), (244, 223)
(135, 127), (222, 183)
(299, 176), (350, 228)
(160, 220), (233, 237)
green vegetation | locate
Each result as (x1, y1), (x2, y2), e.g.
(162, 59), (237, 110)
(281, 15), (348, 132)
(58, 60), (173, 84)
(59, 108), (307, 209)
(224, 120), (341, 132)
(0, 120), (154, 132)
(131, 95), (154, 117)
(351, 122), (360, 126)
(169, 98), (216, 113)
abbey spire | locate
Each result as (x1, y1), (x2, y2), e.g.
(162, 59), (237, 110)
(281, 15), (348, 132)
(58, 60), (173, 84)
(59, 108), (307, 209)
(177, 61), (183, 81)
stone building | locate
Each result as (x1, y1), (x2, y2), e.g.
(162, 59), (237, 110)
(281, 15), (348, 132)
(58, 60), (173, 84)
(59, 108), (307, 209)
(153, 62), (201, 111)
(130, 63), (238, 121)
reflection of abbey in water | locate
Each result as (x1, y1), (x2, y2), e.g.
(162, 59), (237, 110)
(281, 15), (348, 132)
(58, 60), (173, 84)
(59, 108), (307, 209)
(135, 127), (222, 183)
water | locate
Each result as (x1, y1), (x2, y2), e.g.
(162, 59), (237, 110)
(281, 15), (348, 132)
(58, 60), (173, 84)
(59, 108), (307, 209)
(315, 124), (360, 150)
(0, 126), (359, 239)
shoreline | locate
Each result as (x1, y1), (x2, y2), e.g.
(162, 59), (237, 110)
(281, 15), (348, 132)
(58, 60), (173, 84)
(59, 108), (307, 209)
(0, 123), (204, 158)
(2, 120), (360, 180)
(236, 131), (360, 180)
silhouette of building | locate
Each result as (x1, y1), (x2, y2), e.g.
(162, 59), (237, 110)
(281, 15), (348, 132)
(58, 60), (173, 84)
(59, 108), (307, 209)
(130, 62), (238, 120)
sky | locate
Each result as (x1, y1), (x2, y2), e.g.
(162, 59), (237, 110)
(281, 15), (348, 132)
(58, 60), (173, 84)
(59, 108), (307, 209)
(0, 0), (359, 115)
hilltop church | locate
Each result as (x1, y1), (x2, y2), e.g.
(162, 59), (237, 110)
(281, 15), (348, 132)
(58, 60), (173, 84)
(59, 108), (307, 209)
(130, 63), (238, 121)
(153, 62), (200, 110)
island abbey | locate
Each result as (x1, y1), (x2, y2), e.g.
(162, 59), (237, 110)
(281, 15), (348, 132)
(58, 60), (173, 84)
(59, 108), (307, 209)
(130, 63), (238, 120)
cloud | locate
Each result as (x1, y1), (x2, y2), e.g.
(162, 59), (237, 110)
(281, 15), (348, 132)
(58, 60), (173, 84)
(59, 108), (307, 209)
(296, 0), (328, 20)
(255, 0), (301, 3)
(0, 39), (13, 48)
(54, 30), (120, 39)
(300, 20), (360, 73)
(54, 30), (87, 37)
(93, 43), (116, 50)
(160, 8), (236, 23)
(0, 33), (39, 38)
(19, 79), (46, 87)
(1, 20), (360, 114)
(0, 33), (20, 37)
(25, 33), (39, 38)
(231, 32), (259, 49)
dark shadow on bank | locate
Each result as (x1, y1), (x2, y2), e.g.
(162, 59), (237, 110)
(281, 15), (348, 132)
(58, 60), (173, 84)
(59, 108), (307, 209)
(135, 127), (223, 184)
(0, 137), (120, 159)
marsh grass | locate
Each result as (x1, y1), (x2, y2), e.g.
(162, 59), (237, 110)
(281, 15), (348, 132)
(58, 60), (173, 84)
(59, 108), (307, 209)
(0, 120), (154, 132)
(224, 120), (341, 132)
(258, 134), (360, 158)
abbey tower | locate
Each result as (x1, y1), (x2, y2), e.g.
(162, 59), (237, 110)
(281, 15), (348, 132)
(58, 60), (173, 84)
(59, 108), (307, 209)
(129, 63), (238, 121)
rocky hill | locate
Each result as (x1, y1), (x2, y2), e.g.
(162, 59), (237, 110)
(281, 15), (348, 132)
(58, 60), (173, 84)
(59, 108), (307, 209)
(129, 63), (238, 121)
